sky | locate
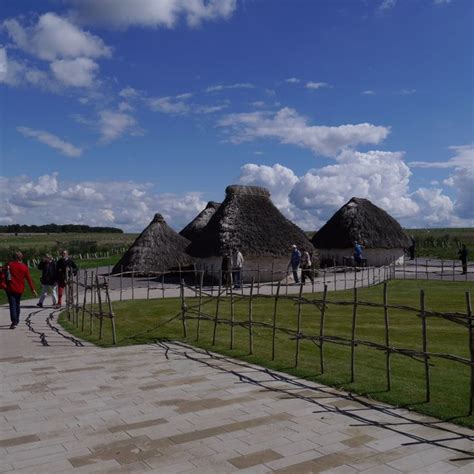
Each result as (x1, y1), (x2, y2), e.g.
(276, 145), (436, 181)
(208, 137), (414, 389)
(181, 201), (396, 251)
(0, 0), (472, 232)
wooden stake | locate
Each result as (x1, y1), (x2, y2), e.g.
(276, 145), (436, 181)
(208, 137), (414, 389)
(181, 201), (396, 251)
(271, 282), (281, 361)
(420, 289), (430, 403)
(212, 280), (222, 345)
(180, 279), (187, 338)
(383, 282), (391, 391)
(104, 277), (116, 345)
(81, 271), (88, 332)
(89, 271), (95, 334)
(271, 261), (274, 295)
(466, 292), (473, 415)
(161, 269), (165, 299)
(257, 264), (261, 296)
(230, 279), (235, 350)
(350, 287), (358, 383)
(120, 265), (123, 301)
(320, 284), (328, 374)
(248, 279), (254, 355)
(96, 274), (104, 341)
(294, 283), (304, 367)
(196, 270), (204, 342)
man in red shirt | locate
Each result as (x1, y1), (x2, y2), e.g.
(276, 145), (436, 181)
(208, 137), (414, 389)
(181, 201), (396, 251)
(4, 252), (37, 329)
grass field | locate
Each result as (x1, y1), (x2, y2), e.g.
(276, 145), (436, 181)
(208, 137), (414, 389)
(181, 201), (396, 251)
(0, 232), (137, 262)
(60, 279), (474, 428)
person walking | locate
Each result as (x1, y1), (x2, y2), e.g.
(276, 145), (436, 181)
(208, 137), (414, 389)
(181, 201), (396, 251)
(301, 249), (314, 285)
(354, 241), (364, 266)
(4, 252), (37, 329)
(408, 235), (416, 260)
(56, 250), (77, 308)
(221, 252), (232, 288)
(37, 254), (58, 307)
(289, 245), (301, 284)
(232, 249), (244, 288)
(458, 244), (469, 275)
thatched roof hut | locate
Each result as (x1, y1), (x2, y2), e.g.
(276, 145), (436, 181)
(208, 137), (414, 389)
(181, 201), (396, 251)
(312, 197), (411, 266)
(112, 213), (193, 274)
(188, 185), (313, 258)
(179, 201), (220, 241)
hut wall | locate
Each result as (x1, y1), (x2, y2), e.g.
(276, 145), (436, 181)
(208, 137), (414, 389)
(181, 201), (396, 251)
(318, 248), (405, 267)
(195, 256), (290, 283)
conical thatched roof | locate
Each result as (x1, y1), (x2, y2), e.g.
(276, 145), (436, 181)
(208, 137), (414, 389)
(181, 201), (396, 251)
(312, 197), (411, 249)
(179, 201), (220, 241)
(188, 185), (314, 258)
(112, 213), (192, 273)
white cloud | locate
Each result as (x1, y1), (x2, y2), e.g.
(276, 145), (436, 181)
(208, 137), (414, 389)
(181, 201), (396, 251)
(119, 86), (141, 99)
(239, 163), (298, 212)
(362, 90), (376, 95)
(434, 0), (452, 4)
(50, 57), (99, 88)
(3, 13), (111, 61)
(66, 0), (237, 29)
(16, 126), (83, 157)
(305, 81), (331, 90)
(0, 48), (51, 89)
(219, 107), (390, 157)
(205, 83), (255, 93)
(98, 110), (144, 143)
(147, 96), (191, 115)
(412, 188), (455, 225)
(0, 173), (207, 232)
(379, 0), (396, 10)
(285, 77), (300, 84)
(397, 88), (416, 95)
(410, 144), (473, 169)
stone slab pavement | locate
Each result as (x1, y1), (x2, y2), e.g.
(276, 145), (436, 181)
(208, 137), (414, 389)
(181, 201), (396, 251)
(1, 297), (473, 473)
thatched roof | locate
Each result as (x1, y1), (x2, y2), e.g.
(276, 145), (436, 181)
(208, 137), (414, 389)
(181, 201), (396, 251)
(112, 213), (192, 273)
(179, 201), (220, 241)
(312, 197), (412, 249)
(188, 185), (314, 258)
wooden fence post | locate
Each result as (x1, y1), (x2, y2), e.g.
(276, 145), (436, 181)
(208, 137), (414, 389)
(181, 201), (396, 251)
(120, 265), (123, 301)
(257, 264), (261, 296)
(320, 284), (328, 374)
(230, 280), (235, 350)
(271, 282), (281, 361)
(466, 292), (473, 415)
(180, 279), (187, 338)
(248, 279), (254, 355)
(350, 287), (358, 383)
(294, 283), (304, 368)
(383, 282), (391, 391)
(96, 274), (104, 341)
(104, 277), (116, 345)
(81, 271), (88, 332)
(271, 261), (274, 296)
(196, 271), (204, 342)
(147, 275), (150, 300)
(161, 269), (165, 299)
(420, 289), (430, 403)
(212, 280), (222, 345)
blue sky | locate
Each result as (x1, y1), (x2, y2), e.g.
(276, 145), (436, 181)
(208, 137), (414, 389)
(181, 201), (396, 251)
(0, 0), (472, 231)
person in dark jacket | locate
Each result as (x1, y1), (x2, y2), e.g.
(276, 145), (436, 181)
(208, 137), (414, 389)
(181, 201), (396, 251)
(458, 244), (469, 275)
(37, 254), (58, 308)
(56, 250), (77, 307)
(221, 252), (233, 288)
(4, 251), (37, 329)
(289, 245), (301, 283)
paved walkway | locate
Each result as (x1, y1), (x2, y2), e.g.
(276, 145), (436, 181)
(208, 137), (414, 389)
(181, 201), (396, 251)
(1, 297), (473, 473)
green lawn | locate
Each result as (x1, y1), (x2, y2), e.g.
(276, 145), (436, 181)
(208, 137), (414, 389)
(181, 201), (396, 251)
(59, 280), (474, 428)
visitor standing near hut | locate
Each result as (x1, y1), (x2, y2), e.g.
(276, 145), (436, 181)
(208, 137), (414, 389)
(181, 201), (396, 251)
(3, 252), (37, 329)
(222, 252), (232, 288)
(37, 254), (58, 308)
(233, 249), (244, 288)
(409, 235), (416, 260)
(353, 241), (363, 266)
(56, 250), (77, 308)
(289, 245), (301, 284)
(458, 244), (469, 275)
(301, 249), (314, 285)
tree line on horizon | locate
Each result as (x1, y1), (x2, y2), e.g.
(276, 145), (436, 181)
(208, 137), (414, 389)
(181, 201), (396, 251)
(0, 224), (123, 234)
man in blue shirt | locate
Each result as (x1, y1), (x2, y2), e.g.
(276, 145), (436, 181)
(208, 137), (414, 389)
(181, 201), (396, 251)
(289, 245), (301, 283)
(354, 241), (363, 265)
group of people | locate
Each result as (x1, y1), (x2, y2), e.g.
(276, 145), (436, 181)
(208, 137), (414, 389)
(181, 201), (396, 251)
(221, 249), (244, 288)
(1, 250), (77, 330)
(289, 245), (314, 284)
(36, 250), (77, 309)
